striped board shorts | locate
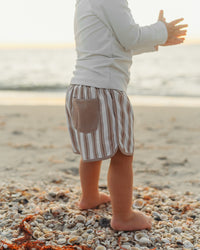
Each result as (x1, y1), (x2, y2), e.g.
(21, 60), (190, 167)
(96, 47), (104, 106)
(65, 84), (134, 162)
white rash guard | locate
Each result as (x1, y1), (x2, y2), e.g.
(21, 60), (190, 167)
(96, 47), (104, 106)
(70, 0), (168, 92)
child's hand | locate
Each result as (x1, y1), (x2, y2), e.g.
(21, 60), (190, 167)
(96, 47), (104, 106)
(158, 10), (188, 46)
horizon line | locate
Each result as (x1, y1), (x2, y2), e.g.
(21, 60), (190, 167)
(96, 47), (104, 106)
(0, 39), (200, 49)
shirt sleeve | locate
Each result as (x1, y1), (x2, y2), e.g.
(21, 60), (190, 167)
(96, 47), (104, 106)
(131, 45), (159, 56)
(90, 0), (168, 51)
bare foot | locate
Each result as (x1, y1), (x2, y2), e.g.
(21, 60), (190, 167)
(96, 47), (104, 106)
(78, 192), (111, 210)
(111, 209), (152, 231)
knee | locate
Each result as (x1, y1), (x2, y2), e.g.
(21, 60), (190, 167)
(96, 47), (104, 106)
(110, 149), (133, 166)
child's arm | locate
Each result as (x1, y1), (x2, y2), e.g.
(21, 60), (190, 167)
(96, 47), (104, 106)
(89, 0), (187, 55)
(89, 0), (168, 51)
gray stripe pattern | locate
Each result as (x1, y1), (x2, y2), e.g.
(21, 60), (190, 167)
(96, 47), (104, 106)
(65, 84), (134, 162)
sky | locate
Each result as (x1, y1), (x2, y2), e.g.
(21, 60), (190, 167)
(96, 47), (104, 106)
(0, 0), (199, 46)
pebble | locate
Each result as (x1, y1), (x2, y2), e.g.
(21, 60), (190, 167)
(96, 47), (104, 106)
(174, 227), (182, 233)
(99, 217), (110, 227)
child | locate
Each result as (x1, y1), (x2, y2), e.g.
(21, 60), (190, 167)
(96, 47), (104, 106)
(65, 0), (188, 231)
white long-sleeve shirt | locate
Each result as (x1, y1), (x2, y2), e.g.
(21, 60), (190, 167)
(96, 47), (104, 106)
(70, 0), (168, 92)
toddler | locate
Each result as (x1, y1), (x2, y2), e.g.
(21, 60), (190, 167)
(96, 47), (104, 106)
(65, 0), (188, 231)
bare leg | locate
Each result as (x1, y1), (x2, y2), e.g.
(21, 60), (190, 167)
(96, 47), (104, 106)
(78, 158), (111, 209)
(107, 148), (152, 231)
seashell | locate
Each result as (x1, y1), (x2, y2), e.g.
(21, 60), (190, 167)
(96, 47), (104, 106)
(161, 238), (170, 244)
(96, 230), (105, 235)
(176, 237), (183, 245)
(75, 215), (86, 223)
(152, 211), (160, 217)
(86, 239), (93, 245)
(12, 230), (19, 238)
(94, 222), (99, 228)
(33, 230), (43, 239)
(86, 219), (94, 226)
(95, 245), (106, 250)
(183, 240), (194, 248)
(134, 232), (148, 242)
(111, 240), (118, 247)
(57, 238), (66, 245)
(139, 237), (151, 245)
(181, 233), (193, 240)
(82, 232), (89, 239)
(68, 236), (82, 245)
(121, 245), (131, 250)
(50, 206), (64, 216)
(69, 229), (80, 235)
(44, 232), (54, 240)
(142, 206), (151, 213)
(35, 215), (44, 222)
(120, 236), (129, 242)
(56, 191), (69, 202)
(47, 192), (56, 198)
(38, 237), (46, 241)
(160, 214), (168, 221)
(132, 199), (144, 209)
(87, 234), (94, 241)
(174, 227), (182, 234)
(66, 218), (76, 228)
(75, 222), (84, 228)
(152, 211), (161, 221)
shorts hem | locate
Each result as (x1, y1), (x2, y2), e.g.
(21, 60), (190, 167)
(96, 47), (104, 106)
(72, 145), (134, 163)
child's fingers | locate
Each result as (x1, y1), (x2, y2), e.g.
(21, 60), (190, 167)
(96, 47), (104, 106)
(174, 24), (188, 30)
(170, 18), (184, 26)
(167, 40), (184, 45)
(174, 29), (187, 36)
(158, 10), (164, 20)
(172, 37), (185, 43)
(176, 24), (188, 29)
(164, 39), (185, 46)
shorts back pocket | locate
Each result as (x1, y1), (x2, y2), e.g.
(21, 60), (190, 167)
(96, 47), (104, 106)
(71, 97), (100, 133)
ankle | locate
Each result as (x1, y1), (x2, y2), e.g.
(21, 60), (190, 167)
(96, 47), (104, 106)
(112, 208), (133, 221)
(80, 192), (99, 201)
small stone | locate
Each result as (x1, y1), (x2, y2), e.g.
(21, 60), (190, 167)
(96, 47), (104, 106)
(99, 217), (110, 227)
(161, 238), (170, 244)
(154, 216), (161, 221)
(174, 227), (182, 234)
(87, 229), (93, 234)
(48, 192), (56, 198)
(94, 222), (98, 228)
(173, 215), (180, 220)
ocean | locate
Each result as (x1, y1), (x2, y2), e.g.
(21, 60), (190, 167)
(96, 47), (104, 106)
(0, 44), (199, 97)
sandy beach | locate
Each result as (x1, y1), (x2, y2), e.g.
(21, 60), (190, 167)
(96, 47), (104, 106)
(0, 103), (199, 194)
(0, 101), (200, 249)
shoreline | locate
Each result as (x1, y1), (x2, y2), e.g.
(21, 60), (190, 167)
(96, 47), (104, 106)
(1, 90), (200, 107)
